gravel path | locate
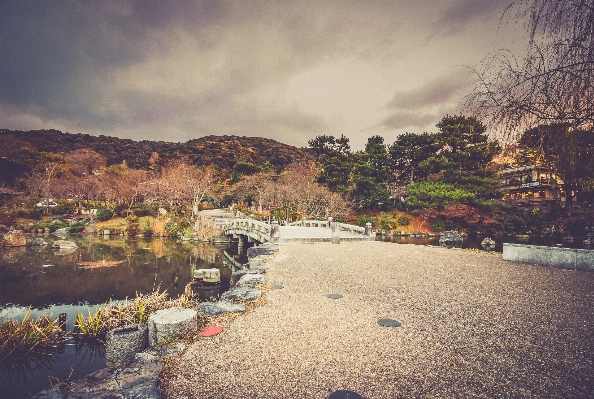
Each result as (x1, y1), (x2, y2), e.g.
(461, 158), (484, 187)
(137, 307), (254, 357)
(162, 242), (594, 398)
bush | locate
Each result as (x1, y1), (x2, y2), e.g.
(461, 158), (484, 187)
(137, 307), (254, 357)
(397, 215), (411, 227)
(96, 207), (114, 221)
(52, 201), (76, 215)
(356, 214), (374, 227)
(430, 221), (445, 233)
(566, 218), (587, 236)
(16, 208), (43, 219)
(405, 181), (476, 208)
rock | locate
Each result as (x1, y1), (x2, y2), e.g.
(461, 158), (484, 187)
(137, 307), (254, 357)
(222, 286), (262, 303)
(231, 268), (267, 285)
(236, 273), (265, 287)
(105, 324), (149, 369)
(54, 227), (70, 237)
(481, 237), (496, 251)
(51, 240), (78, 249)
(148, 308), (197, 346)
(247, 243), (278, 259)
(249, 256), (273, 268)
(439, 231), (462, 248)
(202, 268), (221, 283)
(3, 230), (26, 247)
(196, 300), (246, 316)
(30, 237), (48, 247)
(32, 349), (162, 399)
(193, 269), (204, 279)
(0, 224), (9, 234)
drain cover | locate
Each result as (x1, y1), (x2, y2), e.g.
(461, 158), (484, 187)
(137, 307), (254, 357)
(326, 293), (343, 299)
(378, 318), (401, 327)
(199, 325), (223, 337)
(328, 390), (363, 399)
(271, 285), (284, 290)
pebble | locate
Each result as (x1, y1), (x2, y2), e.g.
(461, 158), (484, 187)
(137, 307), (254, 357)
(162, 242), (594, 398)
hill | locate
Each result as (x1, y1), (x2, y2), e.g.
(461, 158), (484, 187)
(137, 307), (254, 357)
(0, 129), (314, 184)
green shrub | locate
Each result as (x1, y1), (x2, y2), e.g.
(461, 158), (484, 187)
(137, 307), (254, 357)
(52, 201), (76, 215)
(397, 215), (411, 227)
(96, 207), (114, 221)
(356, 214), (374, 227)
(430, 221), (444, 233)
(16, 208), (43, 219)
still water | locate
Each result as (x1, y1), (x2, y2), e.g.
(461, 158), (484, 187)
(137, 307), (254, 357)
(0, 234), (242, 398)
(378, 233), (586, 251)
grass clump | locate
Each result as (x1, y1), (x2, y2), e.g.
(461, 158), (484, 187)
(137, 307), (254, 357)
(74, 290), (200, 338)
(0, 309), (66, 363)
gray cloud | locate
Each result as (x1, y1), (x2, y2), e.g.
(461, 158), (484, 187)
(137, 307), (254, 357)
(387, 69), (474, 110)
(0, 0), (515, 148)
(429, 0), (509, 39)
(379, 69), (474, 132)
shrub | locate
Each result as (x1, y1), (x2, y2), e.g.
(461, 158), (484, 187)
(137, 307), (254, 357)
(397, 215), (411, 227)
(16, 208), (43, 219)
(430, 221), (444, 233)
(52, 201), (76, 215)
(356, 214), (374, 227)
(96, 207), (114, 221)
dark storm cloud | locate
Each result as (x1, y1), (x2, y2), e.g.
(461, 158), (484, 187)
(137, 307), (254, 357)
(379, 69), (473, 131)
(387, 69), (473, 109)
(0, 0), (228, 125)
(0, 0), (516, 147)
(429, 0), (510, 38)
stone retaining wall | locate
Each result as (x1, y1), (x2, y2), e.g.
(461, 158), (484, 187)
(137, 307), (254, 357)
(503, 243), (594, 271)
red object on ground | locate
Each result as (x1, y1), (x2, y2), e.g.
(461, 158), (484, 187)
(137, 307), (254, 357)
(200, 325), (223, 337)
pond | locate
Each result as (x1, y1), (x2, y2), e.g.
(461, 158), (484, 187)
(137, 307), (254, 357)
(0, 234), (245, 398)
(377, 233), (586, 252)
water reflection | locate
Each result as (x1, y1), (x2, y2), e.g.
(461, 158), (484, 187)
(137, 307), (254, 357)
(378, 233), (586, 251)
(0, 236), (241, 398)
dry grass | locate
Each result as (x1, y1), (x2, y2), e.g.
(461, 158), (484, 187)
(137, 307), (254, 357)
(74, 290), (200, 338)
(0, 309), (66, 363)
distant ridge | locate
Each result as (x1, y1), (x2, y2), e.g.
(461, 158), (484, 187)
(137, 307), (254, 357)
(0, 129), (313, 171)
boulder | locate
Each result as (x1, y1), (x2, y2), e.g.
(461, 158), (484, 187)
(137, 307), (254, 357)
(222, 286), (262, 303)
(105, 324), (148, 369)
(247, 243), (278, 259)
(481, 237), (496, 251)
(236, 273), (265, 287)
(54, 227), (70, 237)
(202, 268), (221, 283)
(230, 268), (267, 285)
(249, 256), (272, 268)
(439, 231), (462, 248)
(3, 230), (26, 247)
(51, 240), (78, 249)
(30, 237), (48, 247)
(196, 300), (245, 316)
(32, 348), (162, 399)
(148, 308), (197, 346)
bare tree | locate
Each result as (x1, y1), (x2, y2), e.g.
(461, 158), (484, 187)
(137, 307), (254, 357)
(25, 153), (67, 215)
(464, 0), (594, 141)
(229, 163), (351, 221)
(97, 162), (150, 214)
(63, 149), (106, 213)
(146, 161), (218, 221)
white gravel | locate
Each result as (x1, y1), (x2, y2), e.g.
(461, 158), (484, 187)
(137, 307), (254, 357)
(161, 242), (594, 398)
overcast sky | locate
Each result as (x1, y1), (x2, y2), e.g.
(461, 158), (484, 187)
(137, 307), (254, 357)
(0, 0), (525, 150)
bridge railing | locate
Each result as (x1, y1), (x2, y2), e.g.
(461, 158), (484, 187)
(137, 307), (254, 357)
(287, 218), (371, 237)
(287, 219), (330, 228)
(338, 223), (366, 235)
(225, 218), (272, 235)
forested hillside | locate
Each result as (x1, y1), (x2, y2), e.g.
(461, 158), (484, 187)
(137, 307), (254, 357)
(0, 129), (313, 185)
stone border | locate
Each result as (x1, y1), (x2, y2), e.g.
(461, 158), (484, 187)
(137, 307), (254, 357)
(503, 243), (594, 271)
